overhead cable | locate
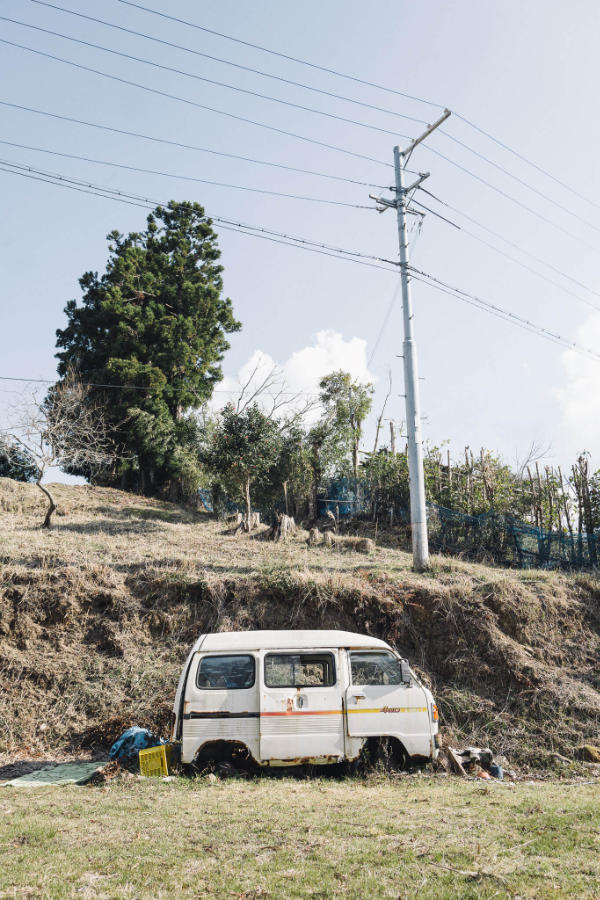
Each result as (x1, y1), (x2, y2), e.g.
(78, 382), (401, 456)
(0, 100), (387, 188)
(436, 128), (600, 233)
(416, 187), (600, 308)
(0, 19), (417, 143)
(409, 266), (600, 362)
(4, 33), (592, 248)
(0, 160), (399, 271)
(116, 0), (599, 209)
(454, 112), (600, 213)
(0, 139), (373, 209)
(422, 142), (600, 252)
(115, 0), (443, 109)
(0, 39), (392, 168)
(410, 197), (600, 314)
(26, 1), (430, 126)
(0, 374), (320, 397)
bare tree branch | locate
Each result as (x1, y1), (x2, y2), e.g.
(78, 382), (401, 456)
(1, 369), (118, 528)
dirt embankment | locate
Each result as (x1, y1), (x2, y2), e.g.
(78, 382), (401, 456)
(1, 479), (599, 768)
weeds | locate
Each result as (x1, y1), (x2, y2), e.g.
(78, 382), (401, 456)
(1, 479), (600, 768)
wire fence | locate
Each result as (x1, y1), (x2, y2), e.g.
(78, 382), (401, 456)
(317, 479), (599, 571)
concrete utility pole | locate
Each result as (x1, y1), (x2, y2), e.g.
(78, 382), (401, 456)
(371, 109), (450, 572)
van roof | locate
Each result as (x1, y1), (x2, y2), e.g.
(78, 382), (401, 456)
(192, 630), (392, 653)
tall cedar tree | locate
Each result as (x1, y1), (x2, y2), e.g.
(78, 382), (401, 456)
(55, 202), (241, 495)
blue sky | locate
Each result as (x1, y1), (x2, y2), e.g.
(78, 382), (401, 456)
(1, 0), (599, 475)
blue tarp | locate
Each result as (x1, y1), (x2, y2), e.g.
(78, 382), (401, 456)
(108, 727), (165, 768)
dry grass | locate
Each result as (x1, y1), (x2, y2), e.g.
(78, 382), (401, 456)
(1, 775), (599, 898)
(1, 479), (600, 769)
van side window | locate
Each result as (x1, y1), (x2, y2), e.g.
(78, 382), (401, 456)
(196, 654), (255, 690)
(350, 652), (403, 686)
(264, 653), (335, 688)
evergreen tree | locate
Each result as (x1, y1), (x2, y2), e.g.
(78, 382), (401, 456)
(0, 440), (40, 483)
(55, 201), (241, 495)
(204, 404), (282, 525)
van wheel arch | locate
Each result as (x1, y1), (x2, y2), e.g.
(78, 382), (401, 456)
(350, 736), (409, 774)
(191, 739), (256, 773)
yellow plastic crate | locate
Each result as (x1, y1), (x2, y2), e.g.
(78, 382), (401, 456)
(139, 744), (172, 777)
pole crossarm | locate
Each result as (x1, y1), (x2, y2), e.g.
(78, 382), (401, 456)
(401, 109), (451, 162)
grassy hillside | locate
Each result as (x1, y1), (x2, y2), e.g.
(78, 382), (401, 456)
(1, 477), (599, 769)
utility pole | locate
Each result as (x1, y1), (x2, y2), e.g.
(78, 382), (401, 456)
(371, 109), (450, 572)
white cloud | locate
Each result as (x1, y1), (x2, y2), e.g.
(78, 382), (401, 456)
(212, 330), (376, 419)
(556, 312), (600, 458)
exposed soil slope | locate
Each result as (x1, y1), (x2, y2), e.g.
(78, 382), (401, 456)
(1, 478), (599, 767)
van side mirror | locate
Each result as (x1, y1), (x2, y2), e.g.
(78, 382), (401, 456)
(400, 660), (412, 684)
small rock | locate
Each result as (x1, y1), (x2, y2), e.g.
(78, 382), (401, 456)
(205, 772), (218, 783)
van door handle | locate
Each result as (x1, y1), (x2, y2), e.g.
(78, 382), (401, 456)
(352, 694), (366, 701)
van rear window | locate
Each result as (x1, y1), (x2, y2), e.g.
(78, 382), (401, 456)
(196, 654), (255, 690)
(264, 653), (335, 688)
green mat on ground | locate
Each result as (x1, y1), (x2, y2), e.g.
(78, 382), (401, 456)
(2, 761), (108, 786)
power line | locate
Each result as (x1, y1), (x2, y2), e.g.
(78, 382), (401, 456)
(0, 100), (387, 189)
(421, 141), (600, 252)
(116, 0), (599, 210)
(30, 0), (585, 225)
(0, 38), (392, 169)
(6, 24), (597, 244)
(414, 188), (600, 311)
(0, 139), (373, 209)
(5, 33), (592, 250)
(409, 266), (600, 362)
(0, 162), (153, 210)
(453, 112), (600, 213)
(437, 128), (600, 233)
(368, 278), (402, 366)
(0, 374), (320, 397)
(26, 1), (430, 128)
(116, 0), (443, 110)
(18, 12), (590, 230)
(0, 160), (400, 272)
(410, 196), (600, 315)
(0, 18), (419, 143)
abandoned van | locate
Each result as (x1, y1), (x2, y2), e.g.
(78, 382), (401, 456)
(172, 630), (440, 769)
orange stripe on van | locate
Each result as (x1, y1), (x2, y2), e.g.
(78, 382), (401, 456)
(260, 709), (342, 717)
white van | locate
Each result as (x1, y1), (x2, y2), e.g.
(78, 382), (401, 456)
(172, 630), (440, 770)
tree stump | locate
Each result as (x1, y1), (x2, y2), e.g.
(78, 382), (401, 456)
(244, 512), (261, 531)
(269, 513), (296, 542)
(233, 511), (260, 534)
(307, 527), (321, 546)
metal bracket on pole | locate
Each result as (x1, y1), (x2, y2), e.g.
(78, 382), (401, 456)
(403, 172), (430, 193)
(369, 173), (430, 213)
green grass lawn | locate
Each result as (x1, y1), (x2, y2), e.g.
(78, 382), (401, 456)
(1, 775), (599, 899)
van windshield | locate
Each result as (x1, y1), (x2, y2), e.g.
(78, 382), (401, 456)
(350, 652), (403, 686)
(264, 653), (335, 688)
(196, 654), (255, 690)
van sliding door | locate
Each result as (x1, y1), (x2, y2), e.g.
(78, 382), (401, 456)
(259, 650), (345, 764)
